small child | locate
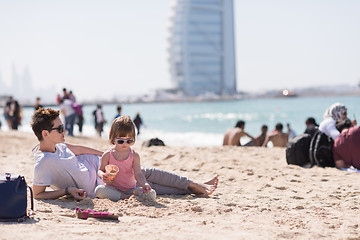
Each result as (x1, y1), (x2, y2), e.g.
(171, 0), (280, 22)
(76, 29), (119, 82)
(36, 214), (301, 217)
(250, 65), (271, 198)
(95, 115), (155, 201)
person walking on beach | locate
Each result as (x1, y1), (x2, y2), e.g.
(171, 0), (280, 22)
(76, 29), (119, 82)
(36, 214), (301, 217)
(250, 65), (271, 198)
(95, 116), (154, 201)
(68, 90), (76, 103)
(93, 104), (106, 137)
(30, 108), (218, 200)
(133, 112), (143, 135)
(61, 88), (69, 100)
(223, 120), (256, 146)
(3, 96), (13, 129)
(5, 96), (22, 130)
(262, 123), (289, 147)
(60, 98), (76, 136)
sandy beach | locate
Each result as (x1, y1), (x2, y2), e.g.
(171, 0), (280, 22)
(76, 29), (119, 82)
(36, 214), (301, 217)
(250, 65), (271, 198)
(1, 130), (360, 239)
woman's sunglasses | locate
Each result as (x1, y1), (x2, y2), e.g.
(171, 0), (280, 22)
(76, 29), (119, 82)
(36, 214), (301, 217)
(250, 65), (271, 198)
(49, 124), (65, 133)
(115, 137), (135, 145)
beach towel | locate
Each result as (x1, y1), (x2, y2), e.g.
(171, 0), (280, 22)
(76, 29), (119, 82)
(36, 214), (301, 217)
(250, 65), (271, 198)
(340, 167), (360, 173)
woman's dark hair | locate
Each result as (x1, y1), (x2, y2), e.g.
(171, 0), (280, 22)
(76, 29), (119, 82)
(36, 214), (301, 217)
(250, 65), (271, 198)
(31, 108), (60, 141)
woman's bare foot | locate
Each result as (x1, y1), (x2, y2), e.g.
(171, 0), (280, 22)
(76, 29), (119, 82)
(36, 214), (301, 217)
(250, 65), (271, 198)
(188, 176), (218, 196)
(204, 175), (219, 188)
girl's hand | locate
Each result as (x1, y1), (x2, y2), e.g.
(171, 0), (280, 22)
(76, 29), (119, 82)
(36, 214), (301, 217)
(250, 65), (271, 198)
(102, 173), (114, 184)
(142, 183), (152, 193)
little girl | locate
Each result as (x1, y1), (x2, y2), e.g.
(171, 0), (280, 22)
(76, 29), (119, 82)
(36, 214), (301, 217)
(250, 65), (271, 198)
(95, 115), (154, 201)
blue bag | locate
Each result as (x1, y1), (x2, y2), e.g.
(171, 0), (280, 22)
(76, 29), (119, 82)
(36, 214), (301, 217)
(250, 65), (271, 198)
(0, 173), (33, 222)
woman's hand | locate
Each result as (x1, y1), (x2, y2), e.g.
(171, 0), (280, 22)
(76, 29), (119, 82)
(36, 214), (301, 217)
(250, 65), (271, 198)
(68, 187), (86, 200)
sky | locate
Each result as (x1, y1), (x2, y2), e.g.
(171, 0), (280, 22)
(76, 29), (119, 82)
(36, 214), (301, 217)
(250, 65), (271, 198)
(0, 0), (360, 102)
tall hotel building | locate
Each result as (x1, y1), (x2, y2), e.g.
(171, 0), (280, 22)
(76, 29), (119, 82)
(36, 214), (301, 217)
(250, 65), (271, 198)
(168, 0), (236, 96)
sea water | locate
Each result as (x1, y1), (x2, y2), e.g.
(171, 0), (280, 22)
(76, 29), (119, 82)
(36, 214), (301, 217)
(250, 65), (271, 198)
(1, 95), (359, 146)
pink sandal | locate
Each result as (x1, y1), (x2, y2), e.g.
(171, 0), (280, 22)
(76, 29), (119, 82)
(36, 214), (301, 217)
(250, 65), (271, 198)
(75, 207), (118, 220)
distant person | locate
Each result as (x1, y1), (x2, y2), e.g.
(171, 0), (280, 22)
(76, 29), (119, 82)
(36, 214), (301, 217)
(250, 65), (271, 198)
(114, 105), (122, 119)
(332, 118), (360, 169)
(72, 103), (84, 135)
(223, 120), (256, 146)
(3, 96), (12, 129)
(133, 112), (143, 135)
(319, 103), (356, 140)
(60, 99), (77, 136)
(61, 88), (69, 100)
(56, 94), (61, 105)
(5, 96), (21, 130)
(287, 123), (297, 139)
(262, 123), (289, 147)
(93, 104), (106, 137)
(304, 117), (319, 136)
(68, 90), (76, 103)
(142, 138), (166, 147)
(34, 97), (44, 111)
(244, 125), (268, 146)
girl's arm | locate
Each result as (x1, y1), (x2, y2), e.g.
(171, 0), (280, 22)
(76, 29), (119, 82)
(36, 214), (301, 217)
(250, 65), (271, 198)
(66, 143), (103, 156)
(132, 152), (151, 192)
(98, 151), (112, 183)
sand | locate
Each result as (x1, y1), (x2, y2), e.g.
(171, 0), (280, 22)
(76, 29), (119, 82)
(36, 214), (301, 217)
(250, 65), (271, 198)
(1, 130), (360, 239)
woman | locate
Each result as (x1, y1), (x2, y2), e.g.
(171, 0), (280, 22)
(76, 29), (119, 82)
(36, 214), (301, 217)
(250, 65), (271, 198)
(319, 103), (356, 140)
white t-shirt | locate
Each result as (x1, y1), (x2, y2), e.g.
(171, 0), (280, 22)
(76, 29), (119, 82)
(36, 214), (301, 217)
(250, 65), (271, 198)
(95, 109), (104, 124)
(33, 143), (103, 198)
(60, 99), (76, 117)
(319, 118), (340, 140)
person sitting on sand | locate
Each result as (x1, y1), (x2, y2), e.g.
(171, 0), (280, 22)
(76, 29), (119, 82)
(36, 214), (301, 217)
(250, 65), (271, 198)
(244, 125), (268, 146)
(332, 118), (360, 169)
(304, 117), (319, 136)
(95, 115), (154, 201)
(262, 123), (289, 147)
(319, 103), (356, 140)
(223, 120), (256, 146)
(31, 108), (218, 200)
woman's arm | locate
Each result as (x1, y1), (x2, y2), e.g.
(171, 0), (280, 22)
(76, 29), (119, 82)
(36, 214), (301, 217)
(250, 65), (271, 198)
(66, 143), (103, 156)
(33, 185), (86, 200)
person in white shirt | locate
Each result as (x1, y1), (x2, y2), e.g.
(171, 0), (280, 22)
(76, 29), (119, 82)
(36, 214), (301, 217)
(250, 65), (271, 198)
(319, 103), (356, 140)
(60, 99), (76, 136)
